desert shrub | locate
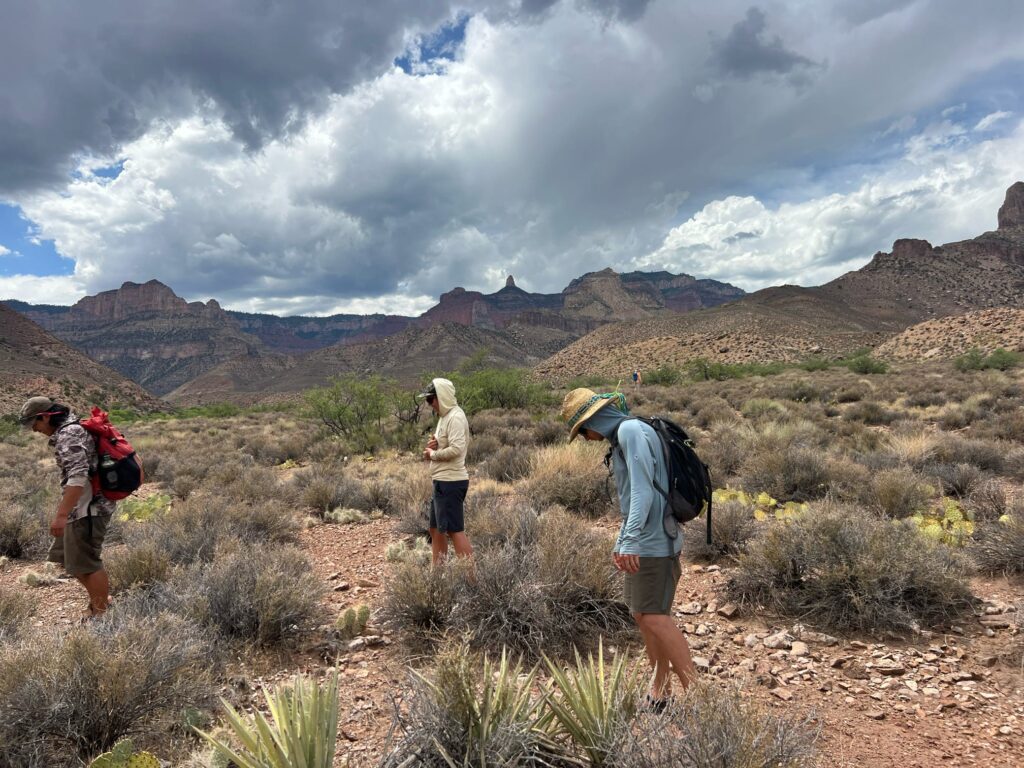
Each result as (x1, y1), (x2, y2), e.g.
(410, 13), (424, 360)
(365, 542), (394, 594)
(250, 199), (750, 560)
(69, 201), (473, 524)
(683, 500), (758, 563)
(292, 465), (358, 514)
(965, 480), (1021, 523)
(0, 501), (47, 558)
(484, 445), (533, 483)
(933, 435), (1005, 472)
(467, 432), (502, 463)
(695, 423), (750, 481)
(843, 400), (895, 425)
(532, 419), (564, 446)
(450, 368), (552, 415)
(185, 543), (322, 645)
(106, 540), (172, 592)
(954, 347), (1022, 372)
(644, 365), (683, 386)
(381, 645), (560, 768)
(884, 431), (940, 469)
(221, 466), (289, 505)
(905, 389), (947, 408)
(834, 386), (865, 403)
(925, 462), (984, 498)
(729, 505), (976, 632)
(740, 398), (787, 420)
(0, 612), (214, 766)
(780, 380), (824, 403)
(524, 444), (612, 518)
(615, 681), (818, 768)
(868, 467), (936, 518)
(380, 560), (460, 644)
(969, 517), (1024, 575)
(0, 587), (34, 639)
(799, 357), (832, 372)
(689, 396), (738, 428)
(844, 354), (888, 374)
(739, 446), (830, 502)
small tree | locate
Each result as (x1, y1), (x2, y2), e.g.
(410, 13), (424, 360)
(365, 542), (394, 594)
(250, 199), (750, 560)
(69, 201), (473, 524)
(304, 375), (390, 453)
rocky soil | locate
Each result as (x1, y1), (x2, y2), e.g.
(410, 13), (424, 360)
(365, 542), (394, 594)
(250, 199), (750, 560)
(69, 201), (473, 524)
(4, 508), (1022, 768)
(875, 308), (1024, 362)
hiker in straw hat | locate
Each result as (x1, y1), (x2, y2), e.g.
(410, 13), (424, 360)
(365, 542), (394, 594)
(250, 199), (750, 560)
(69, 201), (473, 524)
(561, 388), (698, 710)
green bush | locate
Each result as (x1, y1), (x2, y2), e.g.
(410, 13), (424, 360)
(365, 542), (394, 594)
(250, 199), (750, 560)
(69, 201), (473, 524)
(729, 505), (975, 632)
(844, 354), (888, 374)
(643, 365), (683, 386)
(687, 359), (786, 381)
(450, 367), (552, 415)
(954, 347), (1022, 372)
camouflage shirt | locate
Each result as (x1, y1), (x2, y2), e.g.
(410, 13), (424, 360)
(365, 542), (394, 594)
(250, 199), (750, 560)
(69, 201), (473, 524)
(48, 413), (116, 523)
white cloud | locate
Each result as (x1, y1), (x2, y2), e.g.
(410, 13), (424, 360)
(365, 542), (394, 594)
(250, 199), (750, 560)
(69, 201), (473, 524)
(974, 110), (1013, 131)
(641, 117), (1024, 290)
(0, 245), (11, 257)
(0, 273), (86, 305)
(7, 1), (1024, 313)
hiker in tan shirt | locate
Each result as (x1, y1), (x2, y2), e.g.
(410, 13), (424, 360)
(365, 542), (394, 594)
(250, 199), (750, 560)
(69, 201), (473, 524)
(420, 378), (473, 564)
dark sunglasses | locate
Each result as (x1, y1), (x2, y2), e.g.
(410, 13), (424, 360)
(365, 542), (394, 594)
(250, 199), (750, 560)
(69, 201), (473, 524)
(425, 394), (436, 404)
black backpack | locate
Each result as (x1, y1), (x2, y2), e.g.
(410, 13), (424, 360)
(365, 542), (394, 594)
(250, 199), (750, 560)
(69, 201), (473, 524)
(606, 417), (714, 545)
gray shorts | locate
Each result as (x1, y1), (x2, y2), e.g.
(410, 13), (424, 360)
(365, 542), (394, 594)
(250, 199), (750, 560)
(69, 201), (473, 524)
(48, 514), (111, 576)
(624, 555), (681, 615)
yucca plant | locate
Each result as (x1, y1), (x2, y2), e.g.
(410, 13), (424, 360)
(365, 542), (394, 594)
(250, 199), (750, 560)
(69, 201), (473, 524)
(542, 639), (641, 767)
(423, 647), (562, 767)
(196, 670), (339, 768)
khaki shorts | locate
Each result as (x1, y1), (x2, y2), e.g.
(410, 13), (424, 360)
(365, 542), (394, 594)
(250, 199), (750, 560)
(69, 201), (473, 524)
(47, 514), (111, 576)
(624, 555), (681, 615)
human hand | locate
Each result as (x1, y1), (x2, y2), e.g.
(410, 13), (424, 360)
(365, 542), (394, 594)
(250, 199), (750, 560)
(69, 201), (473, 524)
(50, 512), (68, 537)
(427, 435), (439, 451)
(423, 448), (433, 461)
(618, 554), (639, 573)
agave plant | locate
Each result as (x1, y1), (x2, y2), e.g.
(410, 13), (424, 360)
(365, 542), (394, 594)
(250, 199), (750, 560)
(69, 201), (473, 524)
(542, 639), (641, 767)
(196, 670), (340, 768)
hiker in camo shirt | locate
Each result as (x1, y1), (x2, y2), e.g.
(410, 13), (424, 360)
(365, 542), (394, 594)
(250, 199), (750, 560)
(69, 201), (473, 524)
(20, 397), (115, 620)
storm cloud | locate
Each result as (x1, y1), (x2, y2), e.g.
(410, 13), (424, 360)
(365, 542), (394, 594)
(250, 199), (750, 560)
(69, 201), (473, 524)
(2, 0), (1024, 314)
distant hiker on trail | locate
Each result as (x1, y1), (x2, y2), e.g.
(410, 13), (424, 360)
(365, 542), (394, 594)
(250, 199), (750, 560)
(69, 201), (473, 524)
(632, 369), (642, 391)
(561, 388), (698, 710)
(419, 378), (473, 565)
(20, 397), (115, 621)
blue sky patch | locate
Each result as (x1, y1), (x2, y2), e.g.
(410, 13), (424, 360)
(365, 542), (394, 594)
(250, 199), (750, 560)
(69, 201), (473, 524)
(0, 204), (71, 277)
(395, 13), (470, 75)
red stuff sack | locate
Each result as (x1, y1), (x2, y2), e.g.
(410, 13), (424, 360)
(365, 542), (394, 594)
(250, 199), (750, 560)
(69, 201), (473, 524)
(79, 407), (144, 500)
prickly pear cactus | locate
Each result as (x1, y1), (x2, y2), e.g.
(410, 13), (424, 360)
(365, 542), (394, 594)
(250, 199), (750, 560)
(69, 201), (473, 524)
(124, 753), (159, 768)
(87, 739), (159, 768)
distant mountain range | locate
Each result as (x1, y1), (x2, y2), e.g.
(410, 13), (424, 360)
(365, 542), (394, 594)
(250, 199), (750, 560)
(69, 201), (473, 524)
(6, 268), (744, 398)
(5, 181), (1023, 406)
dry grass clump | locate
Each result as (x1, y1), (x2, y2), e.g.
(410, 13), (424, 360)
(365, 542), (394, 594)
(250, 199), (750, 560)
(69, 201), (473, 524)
(683, 500), (759, 563)
(523, 443), (612, 518)
(925, 462), (985, 498)
(969, 518), (1024, 576)
(843, 400), (896, 425)
(965, 480), (1022, 522)
(615, 681), (818, 768)
(380, 559), (461, 645)
(867, 467), (936, 518)
(0, 587), (34, 639)
(0, 612), (214, 766)
(106, 539), (172, 592)
(695, 423), (749, 482)
(729, 504), (976, 633)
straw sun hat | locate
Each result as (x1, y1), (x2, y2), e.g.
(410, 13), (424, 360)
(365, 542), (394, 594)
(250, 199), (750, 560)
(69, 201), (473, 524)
(560, 388), (628, 441)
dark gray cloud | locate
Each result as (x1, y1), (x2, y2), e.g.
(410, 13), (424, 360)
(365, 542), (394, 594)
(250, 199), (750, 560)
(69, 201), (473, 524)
(710, 6), (820, 79)
(0, 0), (455, 196)
(519, 0), (651, 21)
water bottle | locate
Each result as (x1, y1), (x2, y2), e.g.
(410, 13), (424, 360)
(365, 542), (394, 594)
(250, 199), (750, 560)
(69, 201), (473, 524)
(100, 454), (118, 489)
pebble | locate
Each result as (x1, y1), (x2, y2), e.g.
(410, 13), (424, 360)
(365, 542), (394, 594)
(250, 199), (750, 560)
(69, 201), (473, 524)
(789, 641), (809, 658)
(771, 688), (793, 701)
(866, 710), (886, 720)
(764, 631), (794, 650)
(717, 602), (739, 619)
(680, 601), (703, 615)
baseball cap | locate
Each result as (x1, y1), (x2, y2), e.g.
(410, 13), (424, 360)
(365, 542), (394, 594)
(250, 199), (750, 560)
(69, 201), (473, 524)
(19, 396), (56, 427)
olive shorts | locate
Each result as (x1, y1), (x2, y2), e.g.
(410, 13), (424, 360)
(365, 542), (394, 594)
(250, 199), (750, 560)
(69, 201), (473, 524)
(47, 514), (112, 576)
(624, 555), (681, 615)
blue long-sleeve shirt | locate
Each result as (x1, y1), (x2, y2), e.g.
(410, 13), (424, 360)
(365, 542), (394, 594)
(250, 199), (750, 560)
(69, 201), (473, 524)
(610, 420), (682, 557)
